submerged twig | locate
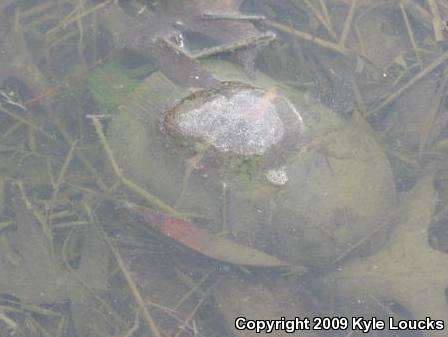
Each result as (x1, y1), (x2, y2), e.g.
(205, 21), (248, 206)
(319, 0), (332, 30)
(401, 0), (433, 31)
(46, 0), (113, 37)
(90, 116), (186, 219)
(18, 0), (56, 20)
(74, 0), (88, 68)
(400, 1), (423, 70)
(221, 181), (228, 234)
(61, 209), (125, 328)
(338, 0), (357, 47)
(0, 220), (14, 232)
(262, 19), (353, 57)
(93, 219), (163, 337)
(0, 106), (55, 141)
(202, 12), (265, 21)
(368, 50), (448, 116)
(47, 140), (78, 228)
(332, 216), (393, 265)
(174, 269), (214, 311)
(385, 147), (420, 171)
(123, 313), (140, 337)
(303, 0), (337, 40)
(418, 68), (448, 153)
(427, 0), (445, 42)
(0, 121), (22, 143)
(173, 284), (214, 337)
(0, 310), (17, 332)
(53, 115), (108, 190)
(191, 31), (276, 59)
(25, 314), (54, 337)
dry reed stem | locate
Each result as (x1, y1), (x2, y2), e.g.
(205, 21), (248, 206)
(91, 116), (186, 219)
(367, 50), (448, 116)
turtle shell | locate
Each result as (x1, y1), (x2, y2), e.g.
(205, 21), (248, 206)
(105, 61), (396, 269)
(162, 81), (306, 157)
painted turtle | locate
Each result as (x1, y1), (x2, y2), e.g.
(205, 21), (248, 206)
(103, 59), (396, 268)
(92, 55), (397, 337)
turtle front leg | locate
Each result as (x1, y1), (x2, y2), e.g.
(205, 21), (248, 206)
(175, 143), (210, 207)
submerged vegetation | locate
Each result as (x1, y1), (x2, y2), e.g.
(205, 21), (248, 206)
(0, 0), (447, 336)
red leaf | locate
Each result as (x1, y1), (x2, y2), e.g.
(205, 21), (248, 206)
(125, 204), (294, 268)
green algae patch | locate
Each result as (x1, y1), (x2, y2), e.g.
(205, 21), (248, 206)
(88, 62), (140, 113)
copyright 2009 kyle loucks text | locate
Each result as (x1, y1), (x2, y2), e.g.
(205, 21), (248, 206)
(234, 316), (445, 333)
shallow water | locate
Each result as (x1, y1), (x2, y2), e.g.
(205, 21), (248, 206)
(0, 1), (447, 337)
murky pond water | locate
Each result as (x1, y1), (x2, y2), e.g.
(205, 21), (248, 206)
(0, 0), (448, 336)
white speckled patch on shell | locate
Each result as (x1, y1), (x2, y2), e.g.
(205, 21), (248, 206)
(175, 89), (285, 155)
(265, 167), (288, 186)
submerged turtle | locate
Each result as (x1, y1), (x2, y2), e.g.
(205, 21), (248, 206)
(99, 58), (396, 268)
(89, 3), (398, 335)
(93, 58), (396, 335)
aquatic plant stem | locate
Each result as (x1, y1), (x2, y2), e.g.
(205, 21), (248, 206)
(367, 50), (448, 116)
(92, 216), (163, 337)
(173, 286), (212, 337)
(174, 269), (214, 311)
(400, 2), (423, 70)
(91, 117), (186, 219)
(48, 140), (78, 229)
(427, 0), (445, 42)
(46, 0), (113, 37)
(0, 106), (54, 140)
(418, 69), (448, 153)
(338, 0), (357, 47)
(304, 0), (337, 40)
(53, 115), (108, 190)
(262, 19), (353, 57)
